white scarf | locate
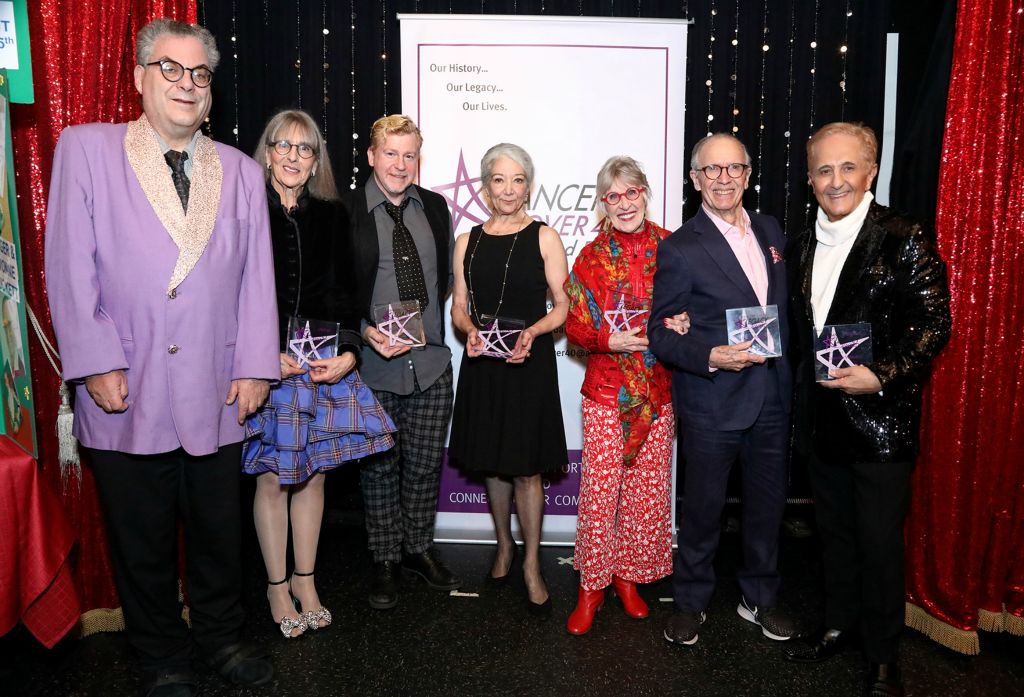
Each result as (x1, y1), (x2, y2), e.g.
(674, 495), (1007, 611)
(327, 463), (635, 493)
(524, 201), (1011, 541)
(810, 191), (873, 333)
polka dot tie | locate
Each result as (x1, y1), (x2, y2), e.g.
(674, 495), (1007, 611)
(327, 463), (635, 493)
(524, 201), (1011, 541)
(384, 198), (429, 313)
(164, 150), (190, 213)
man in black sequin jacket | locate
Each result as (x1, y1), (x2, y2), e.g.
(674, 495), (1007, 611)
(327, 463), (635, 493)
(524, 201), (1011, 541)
(783, 122), (950, 697)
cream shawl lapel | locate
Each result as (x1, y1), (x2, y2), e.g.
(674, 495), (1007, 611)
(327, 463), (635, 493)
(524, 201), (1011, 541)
(124, 114), (223, 293)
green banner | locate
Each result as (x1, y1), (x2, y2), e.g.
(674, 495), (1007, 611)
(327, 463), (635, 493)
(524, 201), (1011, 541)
(0, 0), (33, 104)
(0, 70), (36, 455)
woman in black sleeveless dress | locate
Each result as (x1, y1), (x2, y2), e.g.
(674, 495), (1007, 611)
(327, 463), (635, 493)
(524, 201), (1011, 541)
(449, 143), (569, 613)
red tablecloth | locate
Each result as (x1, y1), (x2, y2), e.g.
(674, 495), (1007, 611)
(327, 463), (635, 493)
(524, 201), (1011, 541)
(0, 437), (80, 647)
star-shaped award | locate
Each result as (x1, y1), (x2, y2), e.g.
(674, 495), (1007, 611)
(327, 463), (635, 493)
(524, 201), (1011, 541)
(288, 321), (337, 366)
(603, 297), (649, 333)
(728, 308), (778, 355)
(815, 326), (870, 372)
(378, 304), (423, 347)
(478, 317), (522, 358)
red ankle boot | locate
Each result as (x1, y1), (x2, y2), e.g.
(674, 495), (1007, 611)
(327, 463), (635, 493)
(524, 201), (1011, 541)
(566, 586), (605, 635)
(612, 576), (649, 619)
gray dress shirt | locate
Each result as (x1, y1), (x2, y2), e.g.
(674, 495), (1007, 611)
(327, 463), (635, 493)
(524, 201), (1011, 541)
(155, 130), (201, 179)
(360, 177), (452, 395)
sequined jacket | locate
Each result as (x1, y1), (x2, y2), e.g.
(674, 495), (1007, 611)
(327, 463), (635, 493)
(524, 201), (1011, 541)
(788, 202), (951, 464)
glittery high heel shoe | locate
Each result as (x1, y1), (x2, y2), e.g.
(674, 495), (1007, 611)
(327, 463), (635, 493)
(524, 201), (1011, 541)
(290, 571), (332, 632)
(267, 578), (306, 639)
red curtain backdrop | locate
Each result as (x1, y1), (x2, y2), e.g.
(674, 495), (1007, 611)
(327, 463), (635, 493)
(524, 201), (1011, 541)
(13, 0), (196, 633)
(905, 0), (1024, 654)
(12, 0), (1023, 652)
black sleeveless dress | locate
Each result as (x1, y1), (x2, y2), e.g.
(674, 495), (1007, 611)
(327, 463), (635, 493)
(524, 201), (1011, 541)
(448, 220), (568, 476)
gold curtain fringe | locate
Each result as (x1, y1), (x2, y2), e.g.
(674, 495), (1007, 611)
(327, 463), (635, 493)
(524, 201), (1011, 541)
(905, 602), (980, 655)
(1006, 611), (1024, 636)
(76, 607), (124, 638)
(73, 579), (192, 639)
(74, 604), (192, 639)
(978, 605), (1024, 636)
(978, 607), (1003, 633)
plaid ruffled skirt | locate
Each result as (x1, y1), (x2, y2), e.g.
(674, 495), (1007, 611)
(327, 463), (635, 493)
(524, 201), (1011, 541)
(243, 370), (397, 484)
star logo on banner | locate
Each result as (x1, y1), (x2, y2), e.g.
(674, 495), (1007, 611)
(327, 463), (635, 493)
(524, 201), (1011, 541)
(603, 297), (648, 332)
(815, 326), (870, 372)
(288, 321), (336, 366)
(377, 305), (423, 347)
(479, 319), (520, 358)
(728, 309), (777, 355)
(429, 150), (492, 231)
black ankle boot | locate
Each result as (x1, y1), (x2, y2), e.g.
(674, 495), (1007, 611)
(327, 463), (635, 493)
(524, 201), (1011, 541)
(865, 662), (904, 697)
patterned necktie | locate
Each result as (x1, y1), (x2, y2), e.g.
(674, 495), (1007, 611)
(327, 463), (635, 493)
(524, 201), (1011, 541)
(384, 198), (430, 312)
(164, 150), (190, 213)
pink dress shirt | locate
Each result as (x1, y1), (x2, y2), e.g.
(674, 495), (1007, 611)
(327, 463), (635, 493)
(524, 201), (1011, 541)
(702, 205), (769, 306)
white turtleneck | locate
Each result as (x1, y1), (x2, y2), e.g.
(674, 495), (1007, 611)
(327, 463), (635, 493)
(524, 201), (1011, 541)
(810, 191), (873, 334)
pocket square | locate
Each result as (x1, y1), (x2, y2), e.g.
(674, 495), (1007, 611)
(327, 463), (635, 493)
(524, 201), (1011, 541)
(769, 246), (784, 264)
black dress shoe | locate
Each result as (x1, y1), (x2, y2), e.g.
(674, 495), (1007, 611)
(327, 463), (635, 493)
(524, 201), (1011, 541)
(369, 560), (401, 610)
(783, 627), (855, 663)
(865, 662), (904, 696)
(402, 548), (462, 590)
(206, 641), (273, 687)
(141, 670), (197, 697)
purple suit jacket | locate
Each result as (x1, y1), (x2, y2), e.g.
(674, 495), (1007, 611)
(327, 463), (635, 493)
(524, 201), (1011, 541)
(45, 122), (279, 456)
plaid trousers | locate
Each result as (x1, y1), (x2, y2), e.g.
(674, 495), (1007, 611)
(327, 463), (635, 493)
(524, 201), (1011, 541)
(361, 364), (454, 562)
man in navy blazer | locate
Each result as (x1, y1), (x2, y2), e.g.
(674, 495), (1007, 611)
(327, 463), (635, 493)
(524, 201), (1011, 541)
(649, 134), (795, 647)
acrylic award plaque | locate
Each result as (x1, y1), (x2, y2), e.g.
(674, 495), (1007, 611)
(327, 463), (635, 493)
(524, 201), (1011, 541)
(373, 300), (426, 348)
(477, 315), (525, 359)
(814, 323), (873, 382)
(287, 316), (340, 367)
(725, 304), (783, 358)
(603, 290), (651, 334)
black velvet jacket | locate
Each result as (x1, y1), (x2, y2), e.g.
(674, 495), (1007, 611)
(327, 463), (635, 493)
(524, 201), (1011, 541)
(788, 202), (951, 464)
(267, 185), (362, 355)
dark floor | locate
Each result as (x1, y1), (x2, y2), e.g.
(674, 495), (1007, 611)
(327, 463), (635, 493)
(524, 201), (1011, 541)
(3, 477), (1022, 697)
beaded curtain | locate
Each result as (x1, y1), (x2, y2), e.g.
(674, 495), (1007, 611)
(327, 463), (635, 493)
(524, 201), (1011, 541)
(197, 0), (896, 236)
(904, 0), (1024, 655)
(11, 0), (196, 632)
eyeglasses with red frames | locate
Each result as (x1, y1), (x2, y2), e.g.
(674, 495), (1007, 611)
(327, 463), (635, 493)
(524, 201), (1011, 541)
(600, 186), (646, 205)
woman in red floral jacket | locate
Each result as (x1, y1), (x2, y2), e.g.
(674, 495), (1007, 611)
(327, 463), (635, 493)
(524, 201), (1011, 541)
(563, 156), (683, 635)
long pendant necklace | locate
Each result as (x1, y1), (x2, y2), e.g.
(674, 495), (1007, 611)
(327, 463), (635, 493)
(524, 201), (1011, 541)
(466, 222), (525, 325)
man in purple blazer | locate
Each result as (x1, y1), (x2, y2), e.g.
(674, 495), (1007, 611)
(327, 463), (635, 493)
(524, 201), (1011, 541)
(45, 19), (278, 697)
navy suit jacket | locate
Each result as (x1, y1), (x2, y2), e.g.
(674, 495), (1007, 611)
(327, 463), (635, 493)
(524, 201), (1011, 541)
(648, 207), (791, 431)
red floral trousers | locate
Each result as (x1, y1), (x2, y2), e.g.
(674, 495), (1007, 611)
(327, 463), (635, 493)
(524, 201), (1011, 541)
(573, 398), (675, 590)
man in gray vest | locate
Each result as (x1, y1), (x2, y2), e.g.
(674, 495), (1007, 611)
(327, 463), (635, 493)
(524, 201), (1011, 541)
(343, 115), (461, 609)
